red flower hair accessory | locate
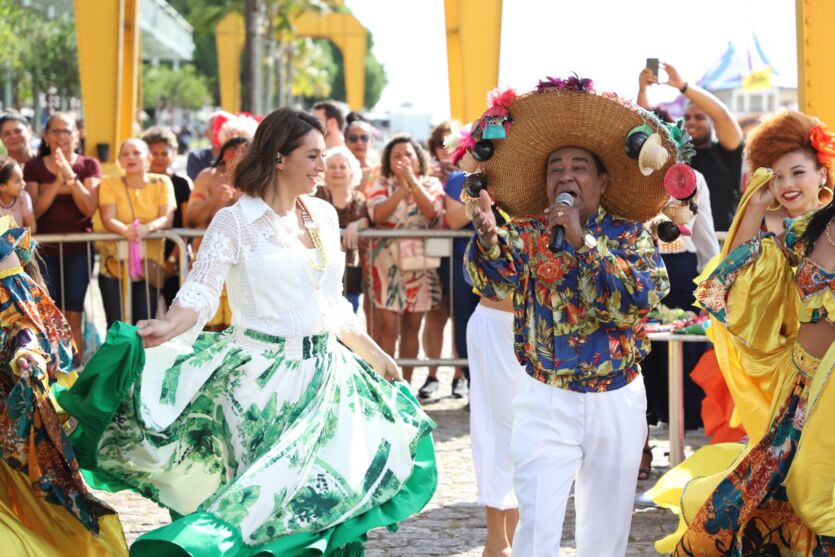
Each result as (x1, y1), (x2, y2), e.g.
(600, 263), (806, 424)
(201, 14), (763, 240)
(810, 124), (835, 168)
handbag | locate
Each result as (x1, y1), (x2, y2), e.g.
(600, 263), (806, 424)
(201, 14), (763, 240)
(392, 237), (441, 272)
(344, 265), (363, 295)
(102, 238), (168, 289)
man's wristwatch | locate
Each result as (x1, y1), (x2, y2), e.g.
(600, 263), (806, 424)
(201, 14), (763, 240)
(577, 233), (596, 254)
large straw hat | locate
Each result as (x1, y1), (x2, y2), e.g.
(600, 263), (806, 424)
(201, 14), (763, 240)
(450, 77), (694, 222)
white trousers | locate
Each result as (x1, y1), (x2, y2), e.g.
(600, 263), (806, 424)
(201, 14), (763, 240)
(467, 304), (527, 509)
(511, 374), (647, 557)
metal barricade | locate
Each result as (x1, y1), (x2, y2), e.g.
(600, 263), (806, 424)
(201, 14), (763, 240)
(33, 226), (729, 374)
(357, 228), (475, 371)
(34, 231), (189, 326)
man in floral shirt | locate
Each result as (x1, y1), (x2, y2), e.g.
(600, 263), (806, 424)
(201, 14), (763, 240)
(451, 77), (685, 556)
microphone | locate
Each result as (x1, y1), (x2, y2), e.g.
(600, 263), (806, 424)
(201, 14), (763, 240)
(548, 192), (575, 253)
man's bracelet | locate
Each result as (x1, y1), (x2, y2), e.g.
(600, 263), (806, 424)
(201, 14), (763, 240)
(679, 82), (689, 94)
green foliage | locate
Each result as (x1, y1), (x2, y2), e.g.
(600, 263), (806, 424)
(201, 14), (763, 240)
(142, 64), (212, 111)
(26, 15), (80, 97)
(0, 3), (80, 104)
(304, 39), (343, 103)
(0, 0), (28, 71)
(166, 0), (241, 104)
(146, 0), (387, 110)
(290, 38), (335, 99)
(303, 32), (388, 111)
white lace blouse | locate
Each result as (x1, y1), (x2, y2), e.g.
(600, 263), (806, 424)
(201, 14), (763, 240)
(173, 194), (361, 340)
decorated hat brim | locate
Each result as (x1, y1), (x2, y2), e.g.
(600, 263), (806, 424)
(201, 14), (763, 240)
(474, 88), (677, 222)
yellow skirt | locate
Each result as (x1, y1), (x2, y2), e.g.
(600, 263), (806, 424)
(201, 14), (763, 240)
(648, 341), (835, 554)
(0, 461), (127, 557)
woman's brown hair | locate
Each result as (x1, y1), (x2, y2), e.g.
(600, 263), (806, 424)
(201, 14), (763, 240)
(380, 133), (431, 179)
(233, 108), (324, 198)
(426, 120), (453, 161)
(745, 110), (833, 186)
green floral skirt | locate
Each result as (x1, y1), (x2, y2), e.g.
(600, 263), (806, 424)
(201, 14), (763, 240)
(56, 322), (437, 556)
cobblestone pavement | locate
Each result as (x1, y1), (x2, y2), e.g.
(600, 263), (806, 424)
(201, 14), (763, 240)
(97, 365), (708, 556)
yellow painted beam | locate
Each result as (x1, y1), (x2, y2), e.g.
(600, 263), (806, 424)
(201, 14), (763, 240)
(796, 0), (835, 125)
(120, 0), (141, 145)
(444, 0), (502, 123)
(293, 12), (367, 110)
(75, 0), (122, 164)
(444, 0), (463, 122)
(216, 12), (245, 114)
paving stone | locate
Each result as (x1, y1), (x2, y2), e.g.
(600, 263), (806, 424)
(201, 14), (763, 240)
(97, 363), (707, 555)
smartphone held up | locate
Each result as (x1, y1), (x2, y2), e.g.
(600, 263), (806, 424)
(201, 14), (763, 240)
(646, 58), (659, 78)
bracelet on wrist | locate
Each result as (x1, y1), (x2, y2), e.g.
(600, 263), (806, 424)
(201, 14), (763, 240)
(679, 82), (689, 94)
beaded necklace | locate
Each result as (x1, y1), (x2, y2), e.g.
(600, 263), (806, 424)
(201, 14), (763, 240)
(296, 198), (328, 271)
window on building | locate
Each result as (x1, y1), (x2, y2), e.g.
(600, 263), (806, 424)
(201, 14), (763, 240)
(750, 93), (763, 112)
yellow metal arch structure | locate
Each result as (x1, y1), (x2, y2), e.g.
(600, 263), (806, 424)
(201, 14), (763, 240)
(214, 12), (367, 112)
(444, 0), (502, 123)
(75, 0), (140, 166)
(796, 0), (835, 126)
(216, 12), (245, 114)
(74, 1), (834, 166)
(294, 12), (367, 110)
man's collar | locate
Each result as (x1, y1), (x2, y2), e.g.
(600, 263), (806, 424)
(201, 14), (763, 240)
(239, 194), (272, 223)
(585, 205), (607, 229)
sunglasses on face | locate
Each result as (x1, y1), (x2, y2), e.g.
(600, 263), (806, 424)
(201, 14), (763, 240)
(347, 134), (369, 143)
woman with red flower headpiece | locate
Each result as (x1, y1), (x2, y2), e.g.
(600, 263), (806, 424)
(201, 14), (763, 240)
(649, 110), (835, 555)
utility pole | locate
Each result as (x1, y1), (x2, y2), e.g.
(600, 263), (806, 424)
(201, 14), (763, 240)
(242, 0), (263, 114)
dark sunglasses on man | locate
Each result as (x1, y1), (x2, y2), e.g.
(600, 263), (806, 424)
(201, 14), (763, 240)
(347, 133), (369, 143)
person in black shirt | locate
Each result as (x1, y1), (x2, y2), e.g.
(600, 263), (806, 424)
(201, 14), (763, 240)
(638, 62), (744, 231)
(141, 126), (193, 308)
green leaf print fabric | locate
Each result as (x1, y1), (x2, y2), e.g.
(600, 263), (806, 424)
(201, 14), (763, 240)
(57, 323), (437, 556)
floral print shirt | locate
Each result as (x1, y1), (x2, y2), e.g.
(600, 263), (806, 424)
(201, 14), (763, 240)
(466, 207), (669, 392)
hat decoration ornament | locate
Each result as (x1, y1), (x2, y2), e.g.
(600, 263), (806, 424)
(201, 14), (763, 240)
(452, 74), (697, 224)
(451, 87), (517, 169)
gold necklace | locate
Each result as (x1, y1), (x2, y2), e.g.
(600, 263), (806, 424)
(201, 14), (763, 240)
(825, 221), (835, 249)
(296, 198), (328, 271)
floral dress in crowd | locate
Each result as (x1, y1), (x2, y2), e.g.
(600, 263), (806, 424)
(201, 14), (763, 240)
(0, 217), (127, 556)
(366, 175), (445, 313)
(57, 195), (437, 556)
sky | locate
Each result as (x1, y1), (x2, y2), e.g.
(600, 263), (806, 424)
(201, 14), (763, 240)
(345, 0), (798, 121)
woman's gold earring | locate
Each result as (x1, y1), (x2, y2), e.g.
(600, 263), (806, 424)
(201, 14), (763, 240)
(767, 198), (782, 212)
(818, 185), (833, 206)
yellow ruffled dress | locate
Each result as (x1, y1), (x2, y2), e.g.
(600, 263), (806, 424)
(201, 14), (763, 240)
(0, 218), (127, 556)
(648, 169), (835, 555)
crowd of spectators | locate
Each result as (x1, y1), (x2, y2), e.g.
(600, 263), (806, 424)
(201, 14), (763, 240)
(0, 65), (753, 407)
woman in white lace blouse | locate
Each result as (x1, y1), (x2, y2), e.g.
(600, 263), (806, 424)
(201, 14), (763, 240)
(61, 108), (438, 557)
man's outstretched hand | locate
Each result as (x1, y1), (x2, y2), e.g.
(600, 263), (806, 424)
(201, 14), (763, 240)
(472, 189), (498, 248)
